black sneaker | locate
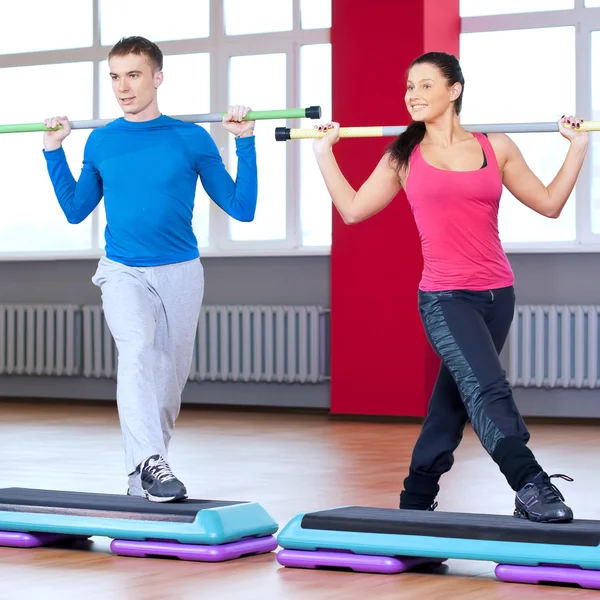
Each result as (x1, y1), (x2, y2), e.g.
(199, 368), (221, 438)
(514, 472), (573, 523)
(139, 454), (187, 503)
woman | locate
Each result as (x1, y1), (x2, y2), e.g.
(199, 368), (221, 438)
(313, 51), (588, 523)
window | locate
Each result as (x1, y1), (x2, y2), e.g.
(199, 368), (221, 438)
(460, 0), (573, 17)
(460, 4), (600, 251)
(224, 0), (293, 35)
(460, 26), (576, 244)
(99, 0), (210, 45)
(460, 28), (575, 125)
(0, 62), (94, 253)
(228, 53), (287, 243)
(0, 131), (93, 253)
(0, 0), (331, 259)
(0, 0), (93, 55)
(300, 0), (332, 29)
(300, 43), (332, 246)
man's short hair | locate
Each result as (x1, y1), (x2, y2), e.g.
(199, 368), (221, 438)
(108, 36), (163, 71)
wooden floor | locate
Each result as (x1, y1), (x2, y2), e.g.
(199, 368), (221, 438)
(0, 401), (599, 599)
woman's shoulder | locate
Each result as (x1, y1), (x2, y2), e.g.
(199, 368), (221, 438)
(480, 132), (514, 168)
(484, 131), (512, 151)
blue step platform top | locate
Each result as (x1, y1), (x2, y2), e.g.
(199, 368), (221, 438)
(277, 506), (600, 570)
(0, 488), (278, 545)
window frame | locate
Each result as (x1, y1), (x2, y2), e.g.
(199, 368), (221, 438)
(0, 0), (331, 261)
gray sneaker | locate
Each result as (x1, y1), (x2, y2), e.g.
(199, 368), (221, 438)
(138, 454), (187, 502)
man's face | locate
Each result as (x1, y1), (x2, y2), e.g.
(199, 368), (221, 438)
(109, 53), (163, 117)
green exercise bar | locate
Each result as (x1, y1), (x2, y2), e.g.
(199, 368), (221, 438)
(0, 106), (322, 134)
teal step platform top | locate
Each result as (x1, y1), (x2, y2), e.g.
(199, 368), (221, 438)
(277, 506), (600, 570)
(0, 488), (278, 545)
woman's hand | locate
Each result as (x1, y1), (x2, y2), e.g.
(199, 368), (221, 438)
(313, 122), (340, 154)
(559, 115), (588, 146)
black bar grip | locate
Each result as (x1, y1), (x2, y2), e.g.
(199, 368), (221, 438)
(305, 106), (322, 119)
(275, 127), (291, 141)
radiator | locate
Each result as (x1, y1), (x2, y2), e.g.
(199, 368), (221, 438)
(507, 305), (600, 389)
(81, 304), (329, 384)
(3, 302), (595, 389)
(189, 305), (328, 383)
(0, 304), (80, 376)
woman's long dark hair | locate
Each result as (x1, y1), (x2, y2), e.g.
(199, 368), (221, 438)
(387, 52), (465, 173)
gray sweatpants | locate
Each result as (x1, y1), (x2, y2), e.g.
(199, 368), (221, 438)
(91, 256), (204, 490)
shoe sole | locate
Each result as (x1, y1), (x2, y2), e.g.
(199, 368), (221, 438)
(142, 490), (188, 503)
(514, 506), (573, 523)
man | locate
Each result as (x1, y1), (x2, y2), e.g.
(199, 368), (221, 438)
(42, 36), (257, 502)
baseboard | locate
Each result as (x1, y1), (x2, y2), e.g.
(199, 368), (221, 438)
(0, 376), (330, 410)
(0, 396), (330, 416)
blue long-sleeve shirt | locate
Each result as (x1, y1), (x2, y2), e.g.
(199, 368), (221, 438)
(43, 114), (258, 266)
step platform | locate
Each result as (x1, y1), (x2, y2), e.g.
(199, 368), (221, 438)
(0, 487), (278, 562)
(276, 506), (600, 588)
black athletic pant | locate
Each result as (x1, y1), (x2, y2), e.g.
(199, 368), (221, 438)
(400, 286), (543, 510)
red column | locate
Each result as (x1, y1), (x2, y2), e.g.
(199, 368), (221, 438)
(330, 0), (460, 416)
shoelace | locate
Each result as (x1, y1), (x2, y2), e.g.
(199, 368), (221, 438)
(145, 456), (176, 483)
(537, 473), (574, 503)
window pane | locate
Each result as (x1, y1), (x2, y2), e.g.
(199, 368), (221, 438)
(98, 53), (211, 248)
(591, 32), (600, 233)
(99, 0), (209, 45)
(587, 0), (600, 7)
(301, 0), (331, 29)
(0, 62), (94, 122)
(0, 62), (94, 252)
(498, 134), (575, 243)
(460, 0), (573, 17)
(0, 0), (92, 55)
(459, 27), (576, 243)
(300, 44), (332, 247)
(0, 131), (94, 253)
(460, 27), (575, 124)
(224, 0), (293, 35)
(228, 54), (287, 241)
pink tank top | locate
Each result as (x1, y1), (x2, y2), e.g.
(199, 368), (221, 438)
(405, 132), (514, 292)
